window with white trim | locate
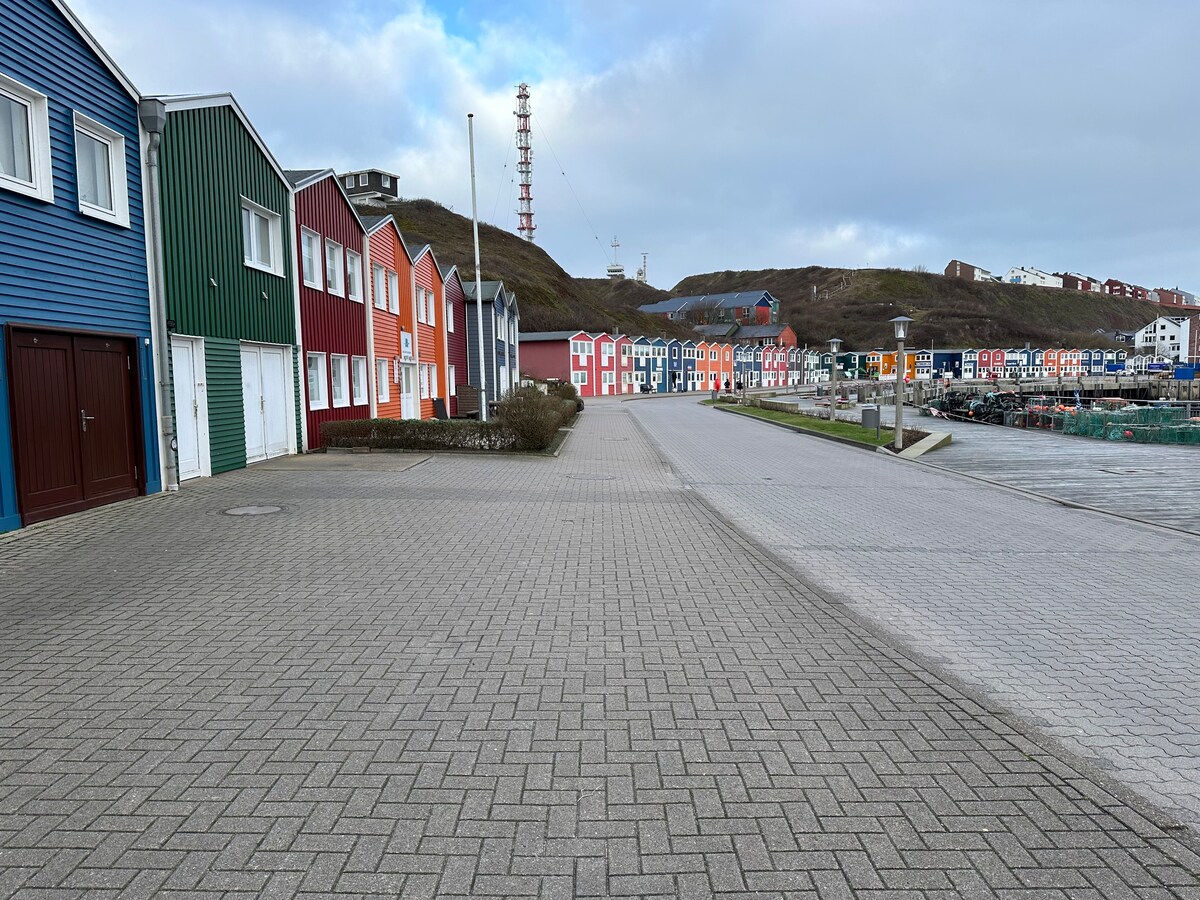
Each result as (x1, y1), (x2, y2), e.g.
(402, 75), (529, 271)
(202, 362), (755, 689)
(346, 251), (363, 303)
(448, 365), (457, 396)
(381, 174), (392, 188)
(372, 264), (386, 310)
(419, 363), (429, 399)
(571, 371), (587, 385)
(571, 340), (592, 356)
(427, 290), (436, 327)
(387, 271), (399, 314)
(601, 344), (614, 359)
(241, 198), (283, 275)
(621, 345), (631, 357)
(351, 356), (367, 405)
(325, 239), (344, 296)
(431, 363), (438, 397)
(0, 74), (52, 202)
(344, 176), (354, 189)
(330, 355), (349, 408)
(358, 174), (367, 186)
(73, 113), (128, 226)
(416, 287), (426, 324)
(376, 358), (390, 402)
(445, 298), (454, 332)
(306, 352), (328, 410)
(602, 371), (614, 384)
(300, 228), (322, 288)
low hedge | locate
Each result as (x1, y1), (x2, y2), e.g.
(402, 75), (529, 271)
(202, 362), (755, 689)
(320, 389), (578, 453)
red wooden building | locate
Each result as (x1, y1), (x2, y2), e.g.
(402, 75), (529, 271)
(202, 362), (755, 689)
(439, 264), (469, 417)
(286, 169), (370, 449)
(410, 246), (449, 418)
(362, 215), (418, 420)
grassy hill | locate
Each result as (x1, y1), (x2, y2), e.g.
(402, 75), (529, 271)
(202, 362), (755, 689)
(672, 267), (1155, 351)
(379, 198), (1157, 349)
(376, 199), (693, 338)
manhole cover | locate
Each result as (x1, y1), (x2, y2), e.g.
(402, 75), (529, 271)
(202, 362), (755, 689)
(566, 474), (615, 481)
(223, 505), (284, 516)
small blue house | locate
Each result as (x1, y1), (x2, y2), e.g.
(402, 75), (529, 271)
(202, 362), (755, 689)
(681, 339), (698, 391)
(0, 0), (161, 530)
(666, 338), (683, 392)
(463, 280), (520, 402)
(649, 337), (669, 392)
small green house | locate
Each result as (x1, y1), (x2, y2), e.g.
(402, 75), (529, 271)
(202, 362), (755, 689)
(154, 93), (301, 478)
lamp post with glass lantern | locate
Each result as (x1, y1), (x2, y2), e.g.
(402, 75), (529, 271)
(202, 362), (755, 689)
(890, 316), (914, 451)
(827, 337), (842, 420)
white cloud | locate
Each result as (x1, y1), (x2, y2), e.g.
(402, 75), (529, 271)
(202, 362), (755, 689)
(71, 0), (1200, 292)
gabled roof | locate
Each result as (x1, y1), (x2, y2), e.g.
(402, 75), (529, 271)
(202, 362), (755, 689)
(693, 323), (739, 338)
(518, 330), (578, 342)
(637, 298), (689, 314)
(284, 168), (367, 232)
(463, 280), (505, 303)
(50, 0), (139, 100)
(360, 214), (415, 258)
(734, 324), (791, 339)
(152, 93), (290, 188)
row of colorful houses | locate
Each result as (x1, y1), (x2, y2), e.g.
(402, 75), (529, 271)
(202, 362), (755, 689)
(519, 331), (1168, 398)
(0, 0), (518, 531)
(946, 260), (1198, 310)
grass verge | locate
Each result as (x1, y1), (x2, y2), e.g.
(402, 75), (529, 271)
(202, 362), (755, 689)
(704, 400), (927, 447)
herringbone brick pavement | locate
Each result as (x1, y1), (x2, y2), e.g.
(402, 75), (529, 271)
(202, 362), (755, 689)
(0, 403), (1198, 898)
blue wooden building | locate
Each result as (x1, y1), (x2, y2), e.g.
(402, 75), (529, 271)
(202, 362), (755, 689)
(464, 280), (520, 402)
(681, 339), (698, 391)
(0, 0), (160, 530)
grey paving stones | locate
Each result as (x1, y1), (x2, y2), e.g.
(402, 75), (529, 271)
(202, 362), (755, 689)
(0, 401), (1198, 897)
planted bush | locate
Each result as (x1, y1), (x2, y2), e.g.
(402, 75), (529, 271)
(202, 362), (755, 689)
(320, 389), (578, 454)
(495, 386), (576, 451)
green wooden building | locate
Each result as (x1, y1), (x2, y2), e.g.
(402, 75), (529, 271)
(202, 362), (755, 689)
(155, 94), (301, 478)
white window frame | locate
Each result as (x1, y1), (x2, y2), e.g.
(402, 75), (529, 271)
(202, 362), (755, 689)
(431, 363), (438, 397)
(448, 364), (457, 397)
(325, 239), (344, 297)
(416, 287), (426, 324)
(419, 363), (429, 399)
(241, 197), (283, 276)
(351, 355), (367, 405)
(572, 371), (587, 385)
(346, 251), (363, 303)
(372, 264), (387, 310)
(376, 358), (390, 403)
(300, 228), (322, 288)
(445, 298), (454, 332)
(427, 289), (436, 327)
(602, 371), (615, 385)
(344, 176), (354, 188)
(381, 174), (392, 188)
(306, 352), (329, 410)
(358, 174), (367, 186)
(387, 271), (399, 314)
(0, 74), (53, 203)
(330, 354), (350, 408)
(73, 112), (129, 227)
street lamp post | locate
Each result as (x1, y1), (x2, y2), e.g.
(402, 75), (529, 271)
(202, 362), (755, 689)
(891, 316), (914, 451)
(827, 337), (842, 420)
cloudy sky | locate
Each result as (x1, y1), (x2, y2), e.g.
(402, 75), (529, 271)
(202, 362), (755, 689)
(76, 0), (1199, 292)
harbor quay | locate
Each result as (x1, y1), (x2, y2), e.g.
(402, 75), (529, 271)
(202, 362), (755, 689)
(1, 401), (1199, 897)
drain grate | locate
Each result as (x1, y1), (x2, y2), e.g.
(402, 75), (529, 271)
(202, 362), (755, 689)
(223, 505), (284, 516)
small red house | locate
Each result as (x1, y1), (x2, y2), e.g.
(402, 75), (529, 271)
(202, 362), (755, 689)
(439, 265), (469, 416)
(286, 169), (370, 449)
(410, 246), (449, 418)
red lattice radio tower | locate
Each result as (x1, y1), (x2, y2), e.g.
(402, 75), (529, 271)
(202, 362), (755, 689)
(515, 83), (535, 242)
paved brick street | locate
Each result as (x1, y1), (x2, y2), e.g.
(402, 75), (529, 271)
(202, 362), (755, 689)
(628, 396), (1200, 833)
(2, 402), (1200, 898)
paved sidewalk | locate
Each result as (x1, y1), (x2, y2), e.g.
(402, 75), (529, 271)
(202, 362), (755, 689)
(628, 396), (1200, 832)
(0, 404), (1198, 897)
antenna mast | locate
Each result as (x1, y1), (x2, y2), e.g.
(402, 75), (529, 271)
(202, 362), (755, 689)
(515, 83), (535, 242)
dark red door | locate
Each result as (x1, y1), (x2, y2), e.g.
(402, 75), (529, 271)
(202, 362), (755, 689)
(9, 329), (140, 525)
